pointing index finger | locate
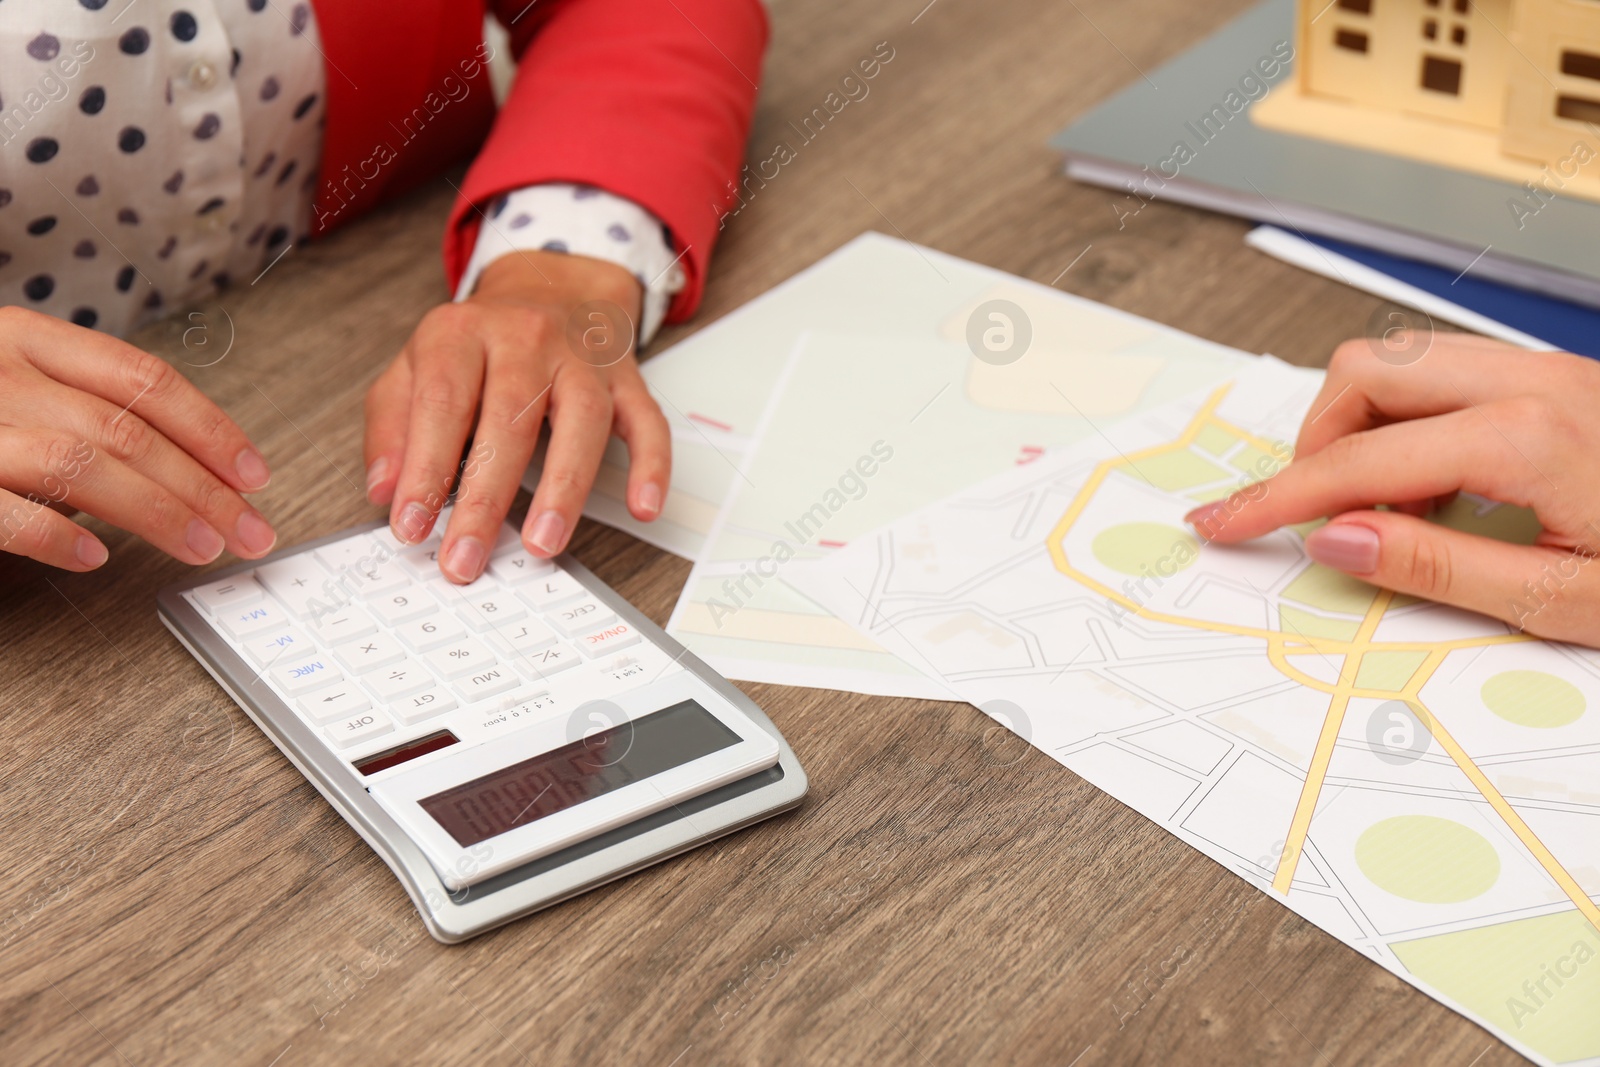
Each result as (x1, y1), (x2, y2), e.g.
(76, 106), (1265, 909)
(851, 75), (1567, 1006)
(1189, 408), (1531, 545)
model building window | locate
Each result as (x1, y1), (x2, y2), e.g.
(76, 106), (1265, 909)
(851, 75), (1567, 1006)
(1452, 0), (1468, 13)
(1561, 50), (1600, 81)
(1451, 25), (1467, 45)
(1557, 94), (1600, 124)
(1336, 28), (1371, 52)
(1423, 18), (1439, 39)
(1425, 0), (1440, 7)
(1336, 0), (1373, 12)
(1421, 55), (1463, 94)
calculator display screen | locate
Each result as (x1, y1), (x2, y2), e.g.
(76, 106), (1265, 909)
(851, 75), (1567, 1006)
(418, 700), (742, 847)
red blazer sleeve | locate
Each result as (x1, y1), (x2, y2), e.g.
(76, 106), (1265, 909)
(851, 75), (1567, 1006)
(445, 0), (768, 323)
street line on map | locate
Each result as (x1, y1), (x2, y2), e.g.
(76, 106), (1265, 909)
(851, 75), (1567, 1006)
(1271, 590), (1393, 892)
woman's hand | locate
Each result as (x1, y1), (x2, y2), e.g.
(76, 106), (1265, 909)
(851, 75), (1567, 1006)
(1187, 334), (1600, 644)
(363, 251), (670, 583)
(0, 306), (276, 571)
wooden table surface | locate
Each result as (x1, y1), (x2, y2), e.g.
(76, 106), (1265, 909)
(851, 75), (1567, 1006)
(1, 0), (1519, 1064)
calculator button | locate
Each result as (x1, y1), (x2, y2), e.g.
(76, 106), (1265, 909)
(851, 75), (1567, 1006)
(313, 534), (389, 574)
(324, 710), (393, 749)
(451, 665), (520, 702)
(396, 613), (465, 652)
(487, 550), (553, 584)
(399, 542), (444, 577)
(425, 576), (493, 609)
(333, 633), (406, 674)
(192, 575), (264, 615)
(393, 686), (458, 725)
(548, 597), (616, 637)
(367, 589), (435, 627)
(576, 620), (641, 658)
(492, 618), (557, 656)
(457, 591), (527, 632)
(351, 558), (410, 598)
(270, 655), (343, 694)
(519, 572), (585, 610)
(424, 577), (467, 609)
(245, 628), (315, 668)
(309, 606), (378, 645)
(255, 556), (333, 618)
(517, 643), (579, 679)
(368, 662), (435, 703)
(219, 600), (290, 639)
(299, 684), (371, 725)
(425, 638), (497, 678)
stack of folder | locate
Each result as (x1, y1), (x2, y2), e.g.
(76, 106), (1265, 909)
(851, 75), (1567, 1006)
(1050, 0), (1600, 358)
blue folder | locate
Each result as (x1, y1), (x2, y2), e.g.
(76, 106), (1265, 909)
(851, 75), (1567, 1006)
(1301, 233), (1600, 360)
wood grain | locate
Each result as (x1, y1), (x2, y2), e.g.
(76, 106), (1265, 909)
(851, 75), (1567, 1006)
(0, 0), (1520, 1063)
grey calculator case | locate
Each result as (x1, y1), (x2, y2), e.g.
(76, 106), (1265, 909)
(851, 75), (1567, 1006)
(157, 522), (809, 943)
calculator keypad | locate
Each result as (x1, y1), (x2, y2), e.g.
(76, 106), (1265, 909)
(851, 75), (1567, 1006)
(184, 513), (682, 768)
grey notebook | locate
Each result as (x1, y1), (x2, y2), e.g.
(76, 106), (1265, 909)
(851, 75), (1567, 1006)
(1051, 0), (1600, 307)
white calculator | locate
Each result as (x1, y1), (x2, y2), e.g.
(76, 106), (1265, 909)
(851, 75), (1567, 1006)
(158, 513), (807, 942)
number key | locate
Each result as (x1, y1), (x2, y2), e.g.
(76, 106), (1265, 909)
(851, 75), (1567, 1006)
(458, 592), (527, 632)
(396, 613), (465, 651)
(369, 589), (435, 627)
(488, 550), (553, 585)
(519, 571), (585, 610)
(399, 542), (444, 577)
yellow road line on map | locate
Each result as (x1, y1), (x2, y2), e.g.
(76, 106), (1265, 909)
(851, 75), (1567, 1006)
(1415, 703), (1600, 936)
(1270, 690), (1350, 892)
(1048, 387), (1594, 924)
(1206, 415), (1286, 462)
(1271, 591), (1394, 892)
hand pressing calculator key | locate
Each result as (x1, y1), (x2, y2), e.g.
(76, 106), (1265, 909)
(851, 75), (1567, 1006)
(158, 511), (807, 942)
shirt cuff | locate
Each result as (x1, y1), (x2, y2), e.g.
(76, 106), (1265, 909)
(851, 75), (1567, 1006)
(453, 183), (685, 346)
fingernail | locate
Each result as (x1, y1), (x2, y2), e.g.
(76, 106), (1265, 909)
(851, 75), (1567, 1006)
(444, 537), (487, 583)
(526, 510), (566, 556)
(186, 518), (226, 562)
(365, 456), (391, 501)
(637, 483), (662, 518)
(396, 502), (431, 543)
(1306, 523), (1380, 574)
(75, 535), (108, 569)
(1184, 501), (1225, 531)
(236, 510), (277, 555)
(236, 448), (271, 491)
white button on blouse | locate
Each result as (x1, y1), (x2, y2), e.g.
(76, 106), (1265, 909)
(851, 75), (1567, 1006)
(0, 0), (327, 336)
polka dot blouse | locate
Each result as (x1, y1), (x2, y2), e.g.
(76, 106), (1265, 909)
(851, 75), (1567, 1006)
(0, 1), (683, 343)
